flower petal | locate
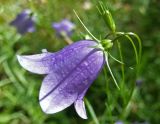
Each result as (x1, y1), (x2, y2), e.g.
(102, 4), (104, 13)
(17, 40), (104, 117)
(17, 40), (96, 75)
(39, 73), (78, 114)
(52, 19), (75, 36)
(74, 99), (87, 119)
(51, 40), (97, 77)
(73, 50), (104, 119)
(39, 48), (104, 117)
(61, 19), (75, 32)
(19, 18), (35, 34)
(10, 10), (30, 26)
(74, 85), (89, 119)
(10, 9), (36, 34)
(17, 52), (55, 74)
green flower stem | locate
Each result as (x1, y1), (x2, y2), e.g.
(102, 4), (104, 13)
(103, 66), (109, 96)
(61, 32), (73, 45)
(103, 66), (114, 124)
(116, 40), (125, 88)
(116, 32), (142, 65)
(74, 10), (100, 43)
(112, 32), (126, 119)
(105, 32), (142, 64)
(113, 32), (142, 119)
(110, 32), (125, 90)
(85, 98), (100, 124)
(108, 52), (124, 65)
(105, 52), (120, 90)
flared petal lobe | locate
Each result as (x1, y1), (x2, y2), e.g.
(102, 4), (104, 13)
(74, 99), (87, 119)
(17, 40), (97, 75)
(17, 53), (55, 74)
(73, 50), (104, 119)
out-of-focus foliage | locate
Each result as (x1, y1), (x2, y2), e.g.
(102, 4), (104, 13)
(0, 0), (159, 124)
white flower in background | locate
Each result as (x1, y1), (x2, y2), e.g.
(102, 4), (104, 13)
(83, 0), (92, 10)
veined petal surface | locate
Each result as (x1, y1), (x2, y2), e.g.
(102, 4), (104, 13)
(17, 40), (104, 119)
(17, 40), (96, 75)
(39, 44), (104, 116)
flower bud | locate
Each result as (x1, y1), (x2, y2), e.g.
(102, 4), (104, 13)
(101, 39), (113, 50)
(102, 10), (116, 32)
(98, 2), (116, 32)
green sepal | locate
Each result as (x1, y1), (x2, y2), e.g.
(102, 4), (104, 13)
(101, 39), (113, 51)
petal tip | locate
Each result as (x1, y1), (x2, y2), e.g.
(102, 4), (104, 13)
(16, 54), (50, 74)
(17, 55), (23, 65)
(74, 99), (88, 119)
(81, 114), (88, 120)
(17, 55), (27, 69)
(39, 100), (57, 114)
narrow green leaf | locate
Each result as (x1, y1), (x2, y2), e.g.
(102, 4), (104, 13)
(85, 98), (100, 124)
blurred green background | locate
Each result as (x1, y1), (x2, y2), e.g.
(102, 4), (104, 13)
(0, 0), (160, 124)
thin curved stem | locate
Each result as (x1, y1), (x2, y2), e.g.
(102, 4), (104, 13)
(108, 52), (124, 65)
(105, 52), (120, 90)
(124, 35), (139, 64)
(74, 10), (100, 43)
(116, 41), (125, 87)
(109, 32), (140, 65)
(116, 32), (142, 64)
(61, 32), (73, 45)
